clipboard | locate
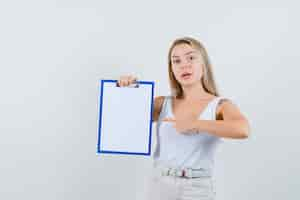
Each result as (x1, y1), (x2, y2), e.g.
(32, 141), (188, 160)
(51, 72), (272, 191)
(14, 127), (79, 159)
(97, 79), (155, 156)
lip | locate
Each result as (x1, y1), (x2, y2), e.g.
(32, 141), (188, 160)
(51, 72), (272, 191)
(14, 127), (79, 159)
(181, 72), (192, 79)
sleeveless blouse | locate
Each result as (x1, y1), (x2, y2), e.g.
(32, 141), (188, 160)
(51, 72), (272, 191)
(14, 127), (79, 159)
(153, 96), (229, 174)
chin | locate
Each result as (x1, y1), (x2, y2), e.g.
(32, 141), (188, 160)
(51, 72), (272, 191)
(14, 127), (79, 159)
(180, 80), (195, 87)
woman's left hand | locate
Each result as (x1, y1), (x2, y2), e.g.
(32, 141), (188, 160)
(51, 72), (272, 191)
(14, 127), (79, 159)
(162, 117), (199, 134)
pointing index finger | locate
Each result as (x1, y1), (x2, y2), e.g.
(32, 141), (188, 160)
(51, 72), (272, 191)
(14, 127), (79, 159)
(162, 117), (176, 122)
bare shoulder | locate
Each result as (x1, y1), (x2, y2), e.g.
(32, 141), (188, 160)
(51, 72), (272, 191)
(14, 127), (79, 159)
(154, 96), (165, 106)
(216, 98), (246, 120)
(152, 96), (165, 122)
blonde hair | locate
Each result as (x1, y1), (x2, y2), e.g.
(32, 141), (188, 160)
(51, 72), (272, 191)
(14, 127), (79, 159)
(167, 36), (220, 99)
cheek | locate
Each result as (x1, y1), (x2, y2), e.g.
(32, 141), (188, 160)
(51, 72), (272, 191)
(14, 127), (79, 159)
(193, 65), (203, 79)
(172, 68), (181, 79)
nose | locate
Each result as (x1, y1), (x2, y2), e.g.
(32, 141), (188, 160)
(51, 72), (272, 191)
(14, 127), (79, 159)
(179, 62), (191, 70)
(181, 58), (192, 68)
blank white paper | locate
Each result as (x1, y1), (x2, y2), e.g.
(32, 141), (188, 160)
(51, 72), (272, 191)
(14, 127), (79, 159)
(98, 80), (154, 155)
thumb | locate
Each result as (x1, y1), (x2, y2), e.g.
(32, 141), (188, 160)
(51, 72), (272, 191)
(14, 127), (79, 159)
(162, 117), (176, 122)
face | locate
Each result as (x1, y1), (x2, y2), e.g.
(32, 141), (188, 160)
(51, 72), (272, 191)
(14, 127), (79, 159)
(170, 43), (204, 86)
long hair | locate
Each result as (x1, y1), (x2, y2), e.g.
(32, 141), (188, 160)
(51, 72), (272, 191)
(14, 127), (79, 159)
(167, 37), (220, 99)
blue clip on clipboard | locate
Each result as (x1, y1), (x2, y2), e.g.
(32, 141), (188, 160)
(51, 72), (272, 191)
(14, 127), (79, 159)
(97, 79), (155, 156)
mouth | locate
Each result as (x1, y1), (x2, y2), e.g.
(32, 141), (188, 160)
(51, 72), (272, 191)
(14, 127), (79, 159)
(181, 72), (192, 79)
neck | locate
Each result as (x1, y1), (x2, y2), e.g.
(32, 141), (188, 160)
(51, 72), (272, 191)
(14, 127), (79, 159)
(181, 81), (209, 101)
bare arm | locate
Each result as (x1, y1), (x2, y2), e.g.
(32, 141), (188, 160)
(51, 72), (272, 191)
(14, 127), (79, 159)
(194, 100), (251, 139)
(152, 96), (165, 122)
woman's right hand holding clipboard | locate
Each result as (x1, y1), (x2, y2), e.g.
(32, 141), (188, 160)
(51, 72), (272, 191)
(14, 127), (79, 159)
(117, 75), (138, 87)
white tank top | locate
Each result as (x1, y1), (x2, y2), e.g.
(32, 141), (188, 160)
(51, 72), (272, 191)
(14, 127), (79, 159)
(153, 95), (229, 174)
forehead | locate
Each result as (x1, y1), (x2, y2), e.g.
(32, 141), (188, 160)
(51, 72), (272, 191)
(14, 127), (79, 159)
(171, 43), (199, 57)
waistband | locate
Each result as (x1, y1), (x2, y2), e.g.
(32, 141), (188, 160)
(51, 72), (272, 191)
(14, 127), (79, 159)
(153, 163), (212, 178)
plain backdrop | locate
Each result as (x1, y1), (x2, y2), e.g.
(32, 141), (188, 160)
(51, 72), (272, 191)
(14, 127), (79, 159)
(0, 0), (299, 199)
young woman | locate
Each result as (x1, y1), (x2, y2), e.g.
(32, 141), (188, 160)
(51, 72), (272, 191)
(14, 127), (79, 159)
(117, 37), (250, 200)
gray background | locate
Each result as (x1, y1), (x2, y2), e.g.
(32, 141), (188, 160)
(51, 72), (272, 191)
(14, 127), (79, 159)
(0, 0), (299, 199)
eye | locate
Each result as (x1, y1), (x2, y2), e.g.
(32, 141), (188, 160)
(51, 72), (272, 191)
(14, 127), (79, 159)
(189, 56), (195, 61)
(172, 59), (180, 64)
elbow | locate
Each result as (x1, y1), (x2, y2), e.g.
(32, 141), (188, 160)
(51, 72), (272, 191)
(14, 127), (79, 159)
(239, 123), (251, 139)
(233, 119), (251, 139)
(240, 131), (249, 139)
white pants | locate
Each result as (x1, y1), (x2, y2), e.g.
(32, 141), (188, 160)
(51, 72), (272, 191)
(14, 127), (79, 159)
(145, 166), (217, 200)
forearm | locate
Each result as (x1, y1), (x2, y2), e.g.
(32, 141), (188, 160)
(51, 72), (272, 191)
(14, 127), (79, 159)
(194, 119), (250, 139)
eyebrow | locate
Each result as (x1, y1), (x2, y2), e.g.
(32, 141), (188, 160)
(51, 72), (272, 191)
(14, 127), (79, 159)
(171, 51), (196, 58)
